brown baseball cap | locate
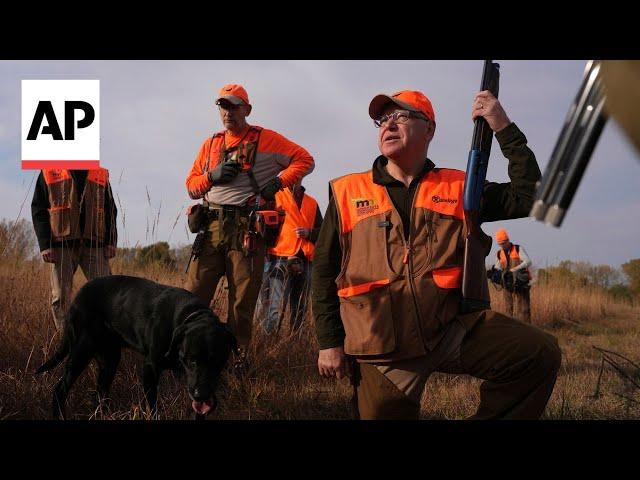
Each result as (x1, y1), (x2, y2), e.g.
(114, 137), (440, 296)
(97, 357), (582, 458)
(369, 90), (435, 122)
(216, 84), (250, 106)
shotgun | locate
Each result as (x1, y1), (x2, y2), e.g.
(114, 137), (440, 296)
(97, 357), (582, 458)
(185, 226), (206, 274)
(461, 60), (500, 313)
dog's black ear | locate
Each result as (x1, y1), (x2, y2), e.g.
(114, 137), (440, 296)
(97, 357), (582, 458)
(165, 324), (188, 361)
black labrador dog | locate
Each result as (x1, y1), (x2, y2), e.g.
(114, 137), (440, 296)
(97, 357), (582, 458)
(36, 275), (237, 420)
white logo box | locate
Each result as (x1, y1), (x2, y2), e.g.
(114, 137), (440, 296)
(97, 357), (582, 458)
(22, 79), (100, 170)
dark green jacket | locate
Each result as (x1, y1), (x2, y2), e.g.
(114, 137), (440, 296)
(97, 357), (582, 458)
(311, 122), (541, 349)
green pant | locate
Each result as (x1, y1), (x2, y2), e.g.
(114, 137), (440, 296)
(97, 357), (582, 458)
(503, 287), (532, 324)
(355, 310), (562, 420)
(50, 245), (112, 332)
(185, 211), (265, 348)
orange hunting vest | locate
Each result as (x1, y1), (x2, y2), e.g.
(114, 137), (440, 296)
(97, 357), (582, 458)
(43, 168), (109, 242)
(268, 188), (318, 261)
(331, 167), (485, 362)
(498, 244), (521, 269)
(498, 244), (531, 279)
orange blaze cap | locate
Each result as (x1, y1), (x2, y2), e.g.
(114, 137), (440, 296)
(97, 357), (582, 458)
(216, 84), (249, 106)
(495, 228), (509, 243)
(369, 90), (435, 122)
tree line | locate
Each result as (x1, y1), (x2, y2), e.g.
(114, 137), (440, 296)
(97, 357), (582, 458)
(537, 259), (640, 303)
(2, 217), (639, 301)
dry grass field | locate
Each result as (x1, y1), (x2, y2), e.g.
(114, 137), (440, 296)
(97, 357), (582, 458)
(0, 256), (638, 420)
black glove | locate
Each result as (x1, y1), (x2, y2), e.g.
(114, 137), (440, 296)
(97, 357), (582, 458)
(260, 177), (283, 201)
(208, 161), (241, 185)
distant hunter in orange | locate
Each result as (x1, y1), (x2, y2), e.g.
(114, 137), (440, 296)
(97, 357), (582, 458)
(493, 228), (533, 323)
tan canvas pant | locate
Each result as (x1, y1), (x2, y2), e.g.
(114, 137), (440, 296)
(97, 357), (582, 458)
(185, 212), (265, 348)
(503, 288), (532, 324)
(355, 310), (561, 420)
(50, 245), (112, 331)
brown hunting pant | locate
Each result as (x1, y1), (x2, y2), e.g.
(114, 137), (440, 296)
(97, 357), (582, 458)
(355, 310), (561, 420)
(503, 287), (532, 324)
(185, 211), (265, 348)
(50, 245), (112, 332)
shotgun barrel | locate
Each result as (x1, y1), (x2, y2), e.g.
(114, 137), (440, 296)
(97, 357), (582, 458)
(464, 60), (500, 211)
(530, 60), (608, 227)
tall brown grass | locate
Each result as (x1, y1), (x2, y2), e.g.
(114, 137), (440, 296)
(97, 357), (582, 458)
(1, 255), (638, 420)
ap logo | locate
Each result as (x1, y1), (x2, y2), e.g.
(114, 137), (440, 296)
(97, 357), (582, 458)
(21, 80), (100, 170)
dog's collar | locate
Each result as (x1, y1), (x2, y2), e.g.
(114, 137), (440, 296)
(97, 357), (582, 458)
(182, 308), (213, 326)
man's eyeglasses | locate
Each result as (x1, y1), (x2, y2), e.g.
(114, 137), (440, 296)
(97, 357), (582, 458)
(216, 100), (245, 110)
(374, 110), (429, 128)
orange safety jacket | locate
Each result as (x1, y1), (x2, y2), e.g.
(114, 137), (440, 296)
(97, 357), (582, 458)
(268, 188), (318, 261)
(498, 244), (531, 279)
(185, 126), (315, 204)
(331, 167), (485, 361)
(43, 168), (109, 242)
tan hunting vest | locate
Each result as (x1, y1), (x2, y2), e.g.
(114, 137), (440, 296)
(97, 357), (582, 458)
(331, 167), (479, 362)
(43, 168), (109, 243)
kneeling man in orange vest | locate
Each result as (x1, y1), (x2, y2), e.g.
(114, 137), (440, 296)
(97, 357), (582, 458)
(312, 89), (561, 419)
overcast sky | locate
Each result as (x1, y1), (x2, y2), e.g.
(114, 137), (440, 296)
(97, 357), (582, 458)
(1, 60), (638, 269)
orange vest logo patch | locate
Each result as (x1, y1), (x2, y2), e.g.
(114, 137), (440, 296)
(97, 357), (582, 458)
(351, 197), (379, 216)
(431, 195), (457, 204)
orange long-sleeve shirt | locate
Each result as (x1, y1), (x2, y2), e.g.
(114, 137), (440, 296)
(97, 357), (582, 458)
(185, 126), (314, 206)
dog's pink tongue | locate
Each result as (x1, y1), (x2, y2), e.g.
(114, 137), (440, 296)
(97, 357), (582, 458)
(192, 400), (213, 416)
